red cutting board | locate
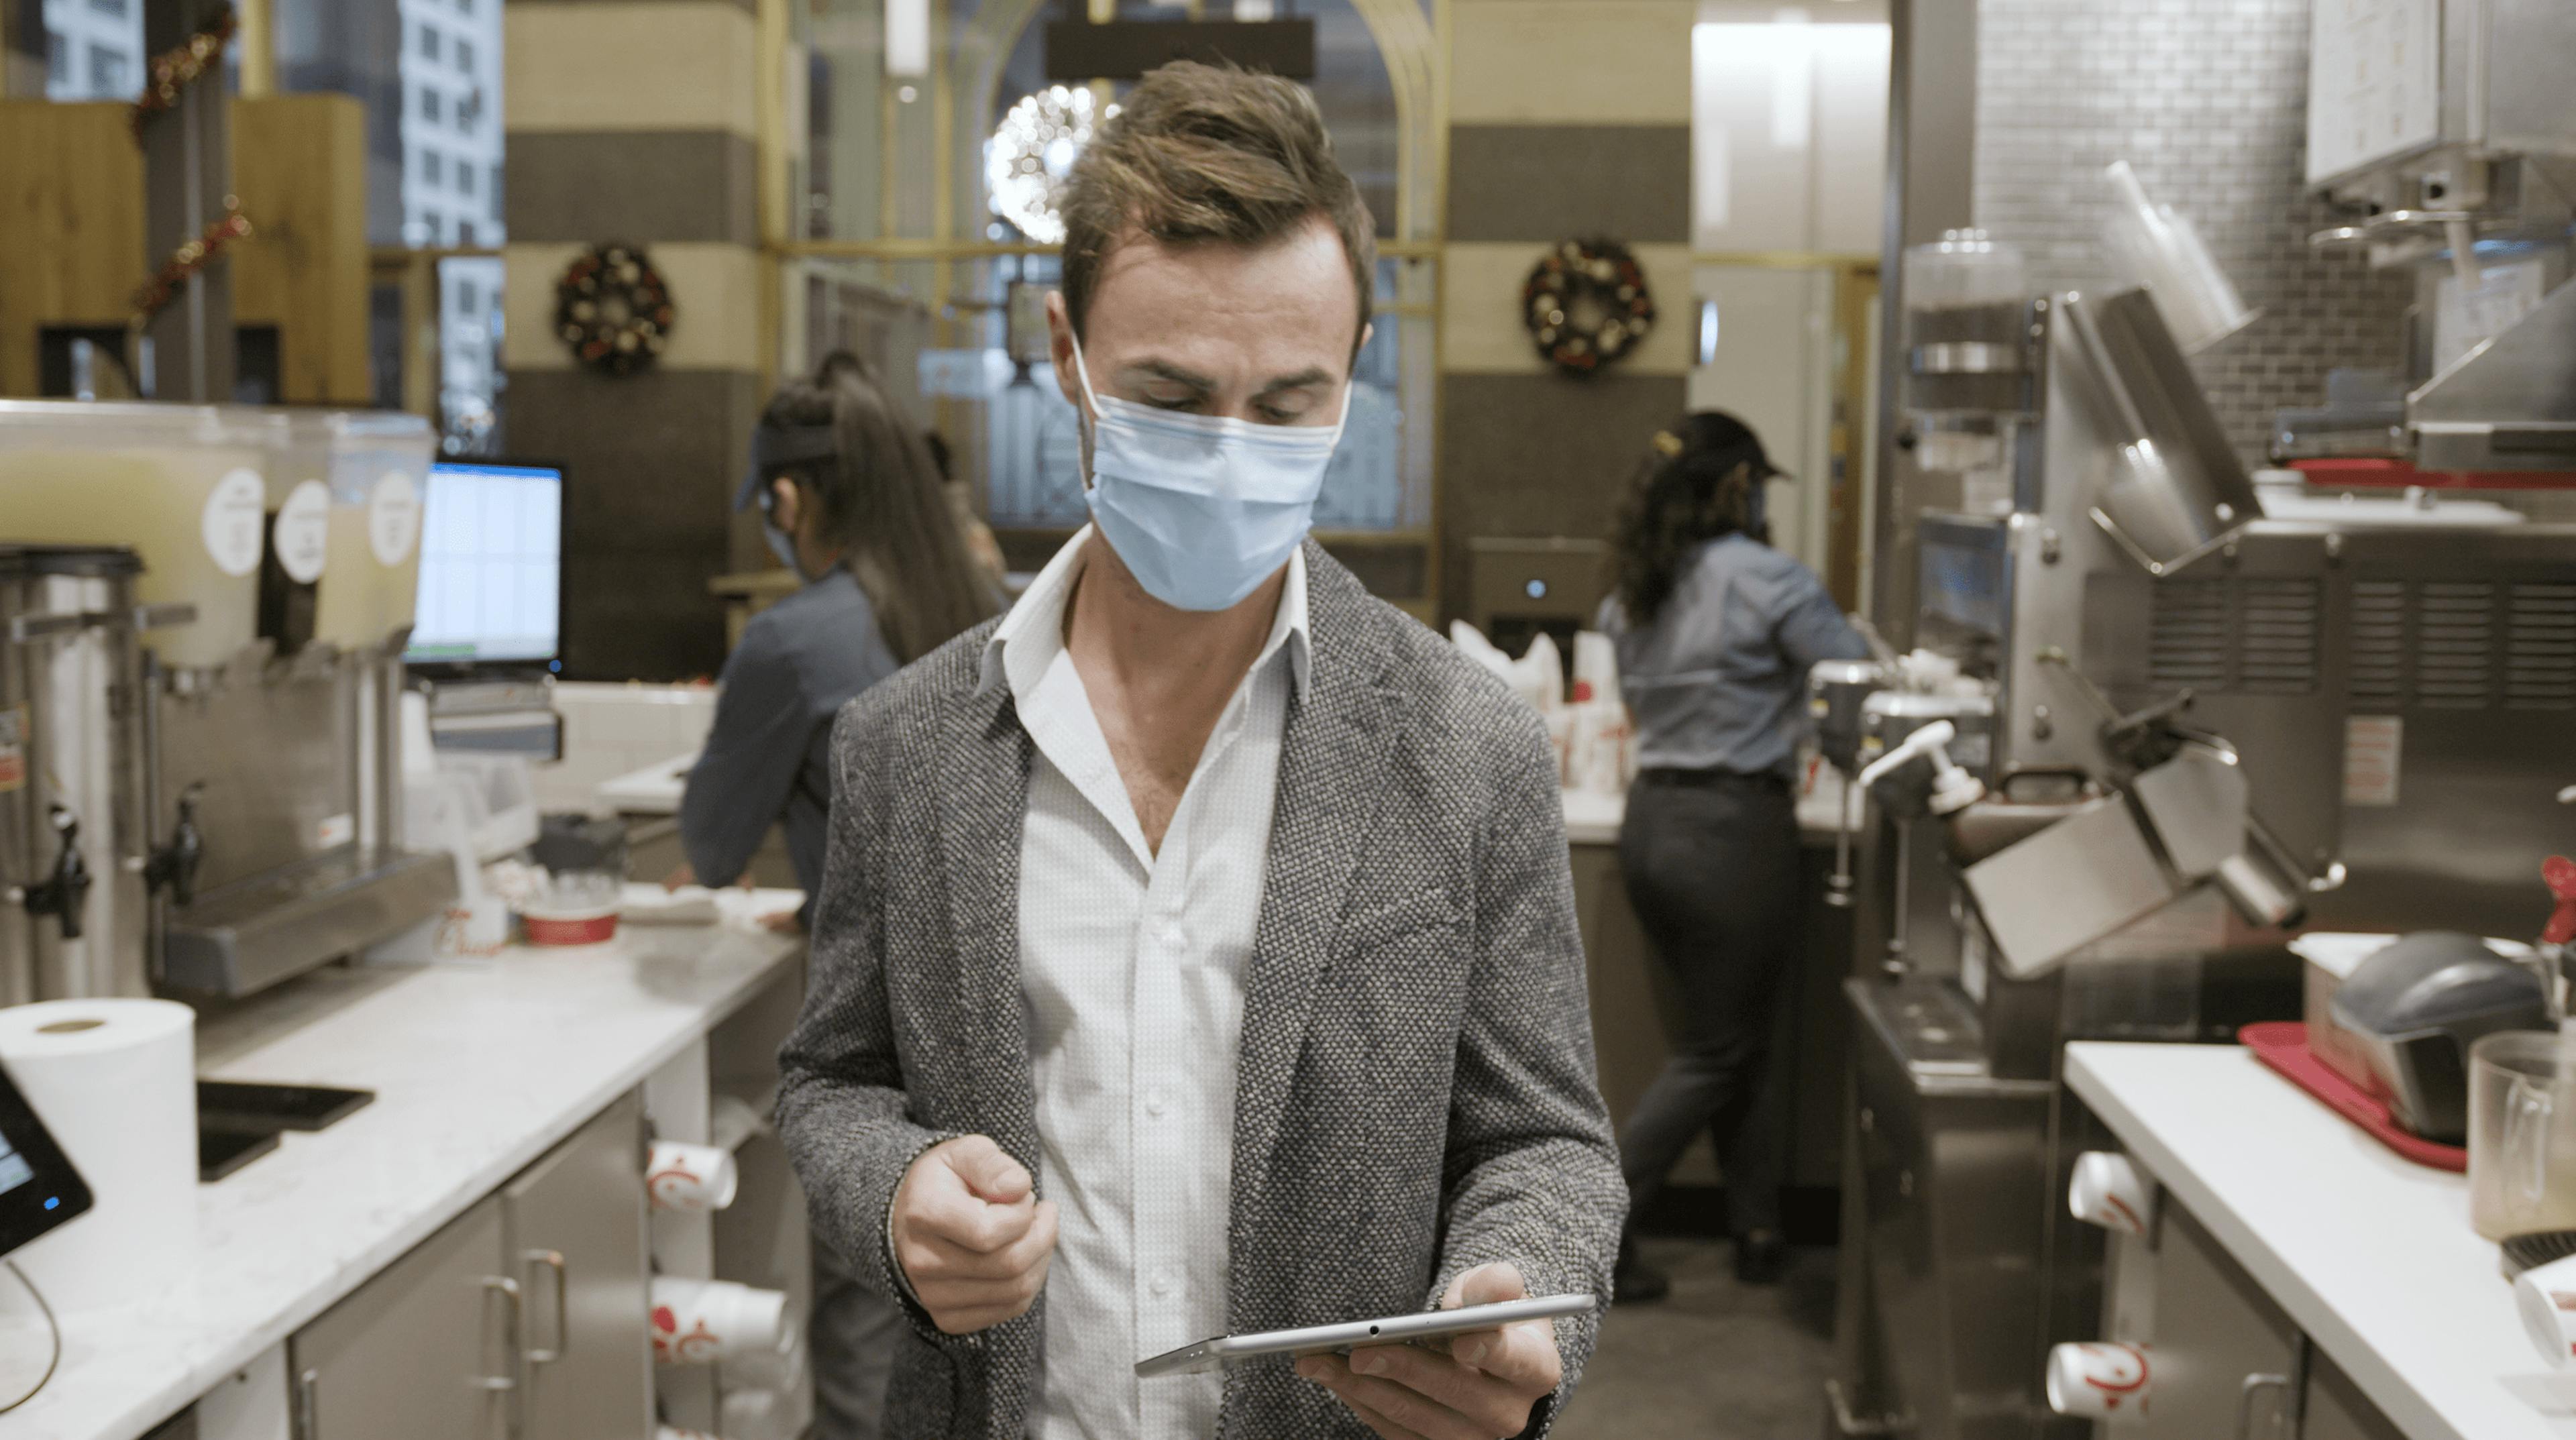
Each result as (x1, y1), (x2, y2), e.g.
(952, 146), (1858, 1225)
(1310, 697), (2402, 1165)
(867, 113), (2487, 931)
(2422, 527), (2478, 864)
(2239, 1021), (2469, 1172)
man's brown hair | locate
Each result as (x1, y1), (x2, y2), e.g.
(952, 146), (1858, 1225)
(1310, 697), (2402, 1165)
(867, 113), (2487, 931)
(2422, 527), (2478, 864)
(1059, 61), (1376, 357)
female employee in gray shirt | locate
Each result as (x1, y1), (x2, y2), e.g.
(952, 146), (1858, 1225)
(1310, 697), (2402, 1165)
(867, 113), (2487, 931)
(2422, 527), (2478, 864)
(676, 353), (998, 1439)
(1595, 410), (1869, 1298)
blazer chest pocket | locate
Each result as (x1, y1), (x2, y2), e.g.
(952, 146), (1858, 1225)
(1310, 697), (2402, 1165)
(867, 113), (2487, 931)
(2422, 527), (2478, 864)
(1331, 889), (1464, 962)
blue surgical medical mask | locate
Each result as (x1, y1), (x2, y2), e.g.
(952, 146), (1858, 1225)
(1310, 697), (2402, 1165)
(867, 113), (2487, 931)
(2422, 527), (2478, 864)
(1070, 335), (1348, 612)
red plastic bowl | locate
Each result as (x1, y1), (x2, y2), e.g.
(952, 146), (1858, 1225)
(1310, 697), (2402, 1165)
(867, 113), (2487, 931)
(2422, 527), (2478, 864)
(521, 905), (619, 946)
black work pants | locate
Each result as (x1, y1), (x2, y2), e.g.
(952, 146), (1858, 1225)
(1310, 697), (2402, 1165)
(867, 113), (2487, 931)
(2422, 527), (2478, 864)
(1615, 769), (1802, 1238)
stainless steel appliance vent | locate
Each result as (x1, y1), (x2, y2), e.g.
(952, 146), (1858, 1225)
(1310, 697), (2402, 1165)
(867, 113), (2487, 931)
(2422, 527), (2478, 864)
(2416, 582), (2497, 710)
(2352, 580), (2406, 710)
(2149, 577), (2320, 695)
(2508, 583), (2576, 711)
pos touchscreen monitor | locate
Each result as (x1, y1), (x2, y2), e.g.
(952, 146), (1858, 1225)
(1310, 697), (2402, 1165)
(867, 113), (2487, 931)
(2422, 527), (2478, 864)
(0, 1059), (89, 1260)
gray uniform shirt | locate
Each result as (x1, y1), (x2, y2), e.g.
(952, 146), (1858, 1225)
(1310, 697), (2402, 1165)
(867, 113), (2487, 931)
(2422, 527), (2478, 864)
(1595, 533), (1870, 778)
(680, 567), (900, 922)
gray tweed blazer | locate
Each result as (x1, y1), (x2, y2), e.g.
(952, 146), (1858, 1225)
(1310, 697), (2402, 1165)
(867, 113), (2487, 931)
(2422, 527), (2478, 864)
(775, 541), (1624, 1439)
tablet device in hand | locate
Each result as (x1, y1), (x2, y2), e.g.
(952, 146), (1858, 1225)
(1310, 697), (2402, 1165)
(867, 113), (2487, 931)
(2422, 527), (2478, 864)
(1135, 1293), (1596, 1378)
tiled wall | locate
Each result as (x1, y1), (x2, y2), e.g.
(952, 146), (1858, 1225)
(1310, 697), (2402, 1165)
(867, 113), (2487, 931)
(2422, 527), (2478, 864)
(532, 681), (717, 814)
(1972, 0), (2416, 463)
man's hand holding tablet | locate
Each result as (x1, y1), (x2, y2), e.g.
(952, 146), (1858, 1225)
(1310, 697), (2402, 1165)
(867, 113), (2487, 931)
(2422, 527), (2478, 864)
(1297, 1263), (1565, 1440)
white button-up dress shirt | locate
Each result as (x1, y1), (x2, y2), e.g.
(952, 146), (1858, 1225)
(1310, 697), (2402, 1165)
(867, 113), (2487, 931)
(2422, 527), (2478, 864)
(979, 527), (1308, 1440)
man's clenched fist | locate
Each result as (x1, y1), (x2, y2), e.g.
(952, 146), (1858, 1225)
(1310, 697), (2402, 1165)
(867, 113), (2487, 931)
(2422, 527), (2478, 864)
(891, 1135), (1059, 1335)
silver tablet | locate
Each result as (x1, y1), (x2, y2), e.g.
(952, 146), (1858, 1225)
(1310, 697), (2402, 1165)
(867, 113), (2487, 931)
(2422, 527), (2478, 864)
(1134, 1294), (1597, 1378)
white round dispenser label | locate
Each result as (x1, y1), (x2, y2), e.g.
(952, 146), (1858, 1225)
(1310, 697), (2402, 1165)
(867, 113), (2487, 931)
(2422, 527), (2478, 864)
(370, 470), (421, 565)
(274, 480), (331, 584)
(203, 468), (266, 577)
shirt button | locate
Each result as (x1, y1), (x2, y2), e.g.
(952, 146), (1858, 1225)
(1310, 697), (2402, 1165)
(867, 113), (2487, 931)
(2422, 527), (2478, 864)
(1145, 1089), (1169, 1117)
(1150, 1271), (1175, 1298)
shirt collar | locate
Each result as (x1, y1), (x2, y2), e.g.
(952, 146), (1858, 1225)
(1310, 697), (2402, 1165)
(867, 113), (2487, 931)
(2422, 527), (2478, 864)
(977, 525), (1312, 706)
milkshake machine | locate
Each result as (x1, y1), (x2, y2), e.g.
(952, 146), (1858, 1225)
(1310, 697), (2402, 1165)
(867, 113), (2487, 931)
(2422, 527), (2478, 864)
(0, 402), (456, 1004)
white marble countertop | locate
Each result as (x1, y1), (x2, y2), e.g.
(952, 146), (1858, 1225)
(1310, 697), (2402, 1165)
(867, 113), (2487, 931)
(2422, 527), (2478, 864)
(598, 751), (694, 816)
(5, 895), (806, 1440)
(1561, 765), (1851, 847)
(2065, 1042), (2576, 1440)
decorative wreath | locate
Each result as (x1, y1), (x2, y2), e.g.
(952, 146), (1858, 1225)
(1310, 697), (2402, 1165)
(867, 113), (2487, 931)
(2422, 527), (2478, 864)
(1522, 238), (1657, 374)
(554, 243), (675, 377)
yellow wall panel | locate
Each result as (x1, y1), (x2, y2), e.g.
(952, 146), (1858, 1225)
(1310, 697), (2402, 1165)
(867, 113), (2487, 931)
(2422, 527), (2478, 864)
(1448, 0), (1695, 126)
(505, 2), (758, 139)
(1440, 241), (1694, 377)
(503, 240), (763, 373)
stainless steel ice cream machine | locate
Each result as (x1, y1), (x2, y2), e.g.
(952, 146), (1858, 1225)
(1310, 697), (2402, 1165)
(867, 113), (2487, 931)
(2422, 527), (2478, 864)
(1818, 268), (2576, 1437)
(1, 402), (456, 1005)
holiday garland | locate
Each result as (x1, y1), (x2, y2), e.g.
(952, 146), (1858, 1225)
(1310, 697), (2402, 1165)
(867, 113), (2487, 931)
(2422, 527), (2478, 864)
(554, 243), (676, 377)
(131, 202), (254, 326)
(1521, 238), (1658, 375)
(131, 5), (237, 137)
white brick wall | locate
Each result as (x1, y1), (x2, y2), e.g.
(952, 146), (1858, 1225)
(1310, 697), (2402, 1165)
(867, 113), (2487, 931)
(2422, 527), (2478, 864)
(1973, 0), (2416, 462)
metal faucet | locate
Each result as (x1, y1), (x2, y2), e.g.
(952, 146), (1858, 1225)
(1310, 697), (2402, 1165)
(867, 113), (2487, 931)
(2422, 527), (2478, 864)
(22, 806), (93, 941)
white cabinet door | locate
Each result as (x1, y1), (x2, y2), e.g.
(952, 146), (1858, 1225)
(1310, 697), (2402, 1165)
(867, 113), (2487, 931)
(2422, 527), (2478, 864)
(505, 1093), (652, 1440)
(290, 1195), (513, 1440)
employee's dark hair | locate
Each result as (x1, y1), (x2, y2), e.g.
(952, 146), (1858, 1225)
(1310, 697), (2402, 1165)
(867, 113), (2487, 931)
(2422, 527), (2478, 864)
(758, 355), (999, 662)
(1610, 410), (1770, 628)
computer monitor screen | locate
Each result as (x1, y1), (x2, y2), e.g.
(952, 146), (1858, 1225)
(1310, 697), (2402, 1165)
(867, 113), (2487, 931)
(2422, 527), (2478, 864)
(405, 460), (564, 667)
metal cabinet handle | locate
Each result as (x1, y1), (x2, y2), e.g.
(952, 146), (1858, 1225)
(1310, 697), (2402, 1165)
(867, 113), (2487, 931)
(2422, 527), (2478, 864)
(292, 1367), (319, 1440)
(476, 1275), (523, 1393)
(523, 1248), (570, 1365)
(2236, 1372), (2293, 1440)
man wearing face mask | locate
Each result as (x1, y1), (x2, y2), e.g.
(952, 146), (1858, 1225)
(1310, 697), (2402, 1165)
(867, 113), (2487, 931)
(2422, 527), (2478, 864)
(774, 62), (1622, 1440)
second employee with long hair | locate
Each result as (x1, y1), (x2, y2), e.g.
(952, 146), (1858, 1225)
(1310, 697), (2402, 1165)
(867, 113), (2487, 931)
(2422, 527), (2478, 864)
(1595, 412), (1868, 1298)
(679, 353), (1001, 1439)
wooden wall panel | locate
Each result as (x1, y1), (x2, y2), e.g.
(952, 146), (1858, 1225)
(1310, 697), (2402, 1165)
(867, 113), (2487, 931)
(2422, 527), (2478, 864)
(0, 95), (368, 402)
(0, 101), (143, 396)
(233, 94), (372, 404)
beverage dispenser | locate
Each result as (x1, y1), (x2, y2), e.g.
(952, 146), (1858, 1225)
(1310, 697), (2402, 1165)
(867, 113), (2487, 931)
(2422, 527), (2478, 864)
(0, 401), (454, 1002)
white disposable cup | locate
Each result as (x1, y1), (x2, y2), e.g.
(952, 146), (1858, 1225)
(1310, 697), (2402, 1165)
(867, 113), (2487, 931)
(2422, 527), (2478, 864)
(650, 1277), (788, 1366)
(647, 1140), (740, 1213)
(655, 1428), (717, 1440)
(2046, 1341), (2152, 1423)
(2516, 1254), (2576, 1368)
(2069, 1151), (2154, 1235)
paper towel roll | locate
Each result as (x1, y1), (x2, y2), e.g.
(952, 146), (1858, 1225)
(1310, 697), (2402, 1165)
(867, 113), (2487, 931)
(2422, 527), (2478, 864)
(0, 999), (197, 1311)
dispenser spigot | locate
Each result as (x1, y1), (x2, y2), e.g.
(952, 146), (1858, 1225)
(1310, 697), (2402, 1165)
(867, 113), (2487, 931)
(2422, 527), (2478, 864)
(23, 806), (91, 940)
(148, 784), (207, 908)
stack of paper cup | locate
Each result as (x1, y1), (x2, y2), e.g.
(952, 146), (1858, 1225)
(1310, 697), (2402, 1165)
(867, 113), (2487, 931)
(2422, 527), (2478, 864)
(0, 999), (197, 1312)
(2515, 1255), (2576, 1368)
(2045, 1341), (2152, 1423)
(647, 1140), (740, 1212)
(651, 1277), (788, 1366)
(2068, 1151), (2155, 1235)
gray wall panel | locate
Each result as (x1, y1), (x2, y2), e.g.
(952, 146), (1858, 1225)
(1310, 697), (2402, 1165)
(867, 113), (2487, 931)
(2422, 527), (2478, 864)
(1438, 370), (1686, 619)
(505, 131), (758, 246)
(502, 366), (763, 680)
(1448, 125), (1693, 245)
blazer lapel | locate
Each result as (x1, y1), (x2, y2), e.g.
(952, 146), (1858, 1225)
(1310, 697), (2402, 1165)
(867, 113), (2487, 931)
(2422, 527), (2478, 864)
(934, 679), (1044, 1440)
(1226, 545), (1401, 1317)
(934, 681), (1042, 1166)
